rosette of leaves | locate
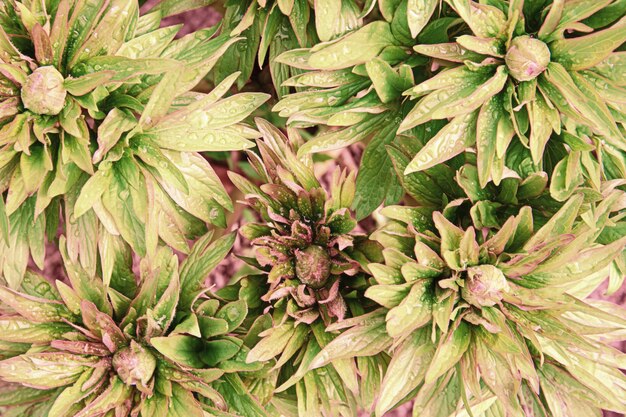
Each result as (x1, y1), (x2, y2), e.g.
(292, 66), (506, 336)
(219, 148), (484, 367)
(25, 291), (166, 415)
(0, 0), (269, 288)
(398, 0), (626, 190)
(0, 232), (275, 417)
(386, 133), (567, 230)
(227, 119), (386, 416)
(272, 2), (465, 218)
(308, 191), (626, 416)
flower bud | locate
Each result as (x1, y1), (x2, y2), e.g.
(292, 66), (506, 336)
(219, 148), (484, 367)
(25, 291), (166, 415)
(295, 245), (332, 289)
(112, 341), (156, 387)
(21, 66), (67, 115)
(462, 265), (509, 308)
(505, 36), (550, 82)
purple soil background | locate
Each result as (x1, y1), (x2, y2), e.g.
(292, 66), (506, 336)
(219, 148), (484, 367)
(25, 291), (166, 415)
(35, 3), (624, 416)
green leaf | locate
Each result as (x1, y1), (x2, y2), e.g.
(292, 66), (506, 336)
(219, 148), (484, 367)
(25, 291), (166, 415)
(424, 321), (471, 384)
(0, 286), (75, 323)
(246, 323), (295, 363)
(157, 150), (233, 220)
(310, 311), (392, 368)
(214, 374), (270, 417)
(446, 0), (507, 38)
(308, 22), (397, 69)
(93, 108), (137, 163)
(200, 338), (242, 366)
(151, 0), (216, 17)
(0, 317), (70, 344)
(73, 376), (132, 417)
(364, 283), (412, 308)
(151, 335), (204, 368)
(117, 25), (181, 59)
(476, 95), (502, 187)
(386, 279), (433, 337)
(74, 171), (110, 218)
(541, 62), (622, 146)
(168, 383), (205, 417)
(366, 59), (412, 103)
(0, 353), (97, 389)
(215, 300), (248, 333)
(593, 52), (626, 86)
(412, 370), (460, 417)
(70, 57), (178, 82)
(407, 0), (438, 38)
(375, 329), (434, 416)
(404, 111), (478, 174)
(63, 72), (115, 96)
(298, 112), (388, 155)
(148, 93), (268, 152)
(180, 233), (235, 308)
(523, 193), (582, 250)
(315, 0), (360, 42)
(550, 16), (626, 70)
(353, 120), (403, 219)
(101, 157), (147, 256)
(0, 383), (54, 407)
(48, 369), (100, 417)
(198, 316), (230, 338)
(69, 0), (138, 66)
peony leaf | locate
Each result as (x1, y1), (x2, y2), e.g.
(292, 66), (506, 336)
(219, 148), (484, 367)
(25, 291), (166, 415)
(151, 335), (204, 368)
(404, 112), (478, 174)
(310, 311), (392, 369)
(425, 322), (471, 384)
(376, 328), (434, 417)
(308, 21), (397, 70)
(0, 353), (98, 389)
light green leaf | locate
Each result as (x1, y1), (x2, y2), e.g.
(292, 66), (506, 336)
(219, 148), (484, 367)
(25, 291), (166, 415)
(376, 329), (434, 416)
(425, 322), (471, 384)
(310, 311), (392, 368)
(151, 335), (204, 368)
(407, 0), (438, 38)
(149, 93), (268, 152)
(315, 0), (361, 42)
(179, 232), (235, 308)
(117, 25), (181, 59)
(308, 21), (397, 69)
(386, 279), (433, 337)
(0, 353), (97, 389)
(0, 286), (74, 323)
(247, 323), (295, 363)
(550, 16), (626, 70)
(94, 109), (137, 163)
(404, 111), (478, 174)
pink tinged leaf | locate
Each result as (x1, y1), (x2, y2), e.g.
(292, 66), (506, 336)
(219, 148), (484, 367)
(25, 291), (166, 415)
(267, 208), (291, 225)
(80, 300), (126, 352)
(264, 286), (295, 302)
(290, 308), (320, 324)
(318, 279), (341, 305)
(325, 294), (347, 321)
(50, 340), (111, 356)
(332, 235), (354, 251)
(294, 285), (317, 307)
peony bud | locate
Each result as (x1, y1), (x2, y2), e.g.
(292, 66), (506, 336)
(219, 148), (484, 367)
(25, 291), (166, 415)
(505, 36), (550, 82)
(20, 66), (67, 115)
(462, 265), (509, 308)
(295, 245), (332, 289)
(112, 341), (156, 387)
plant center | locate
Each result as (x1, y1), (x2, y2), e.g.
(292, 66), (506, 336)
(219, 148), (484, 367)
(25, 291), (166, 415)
(112, 341), (157, 387)
(505, 35), (551, 82)
(295, 245), (332, 289)
(20, 66), (67, 115)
